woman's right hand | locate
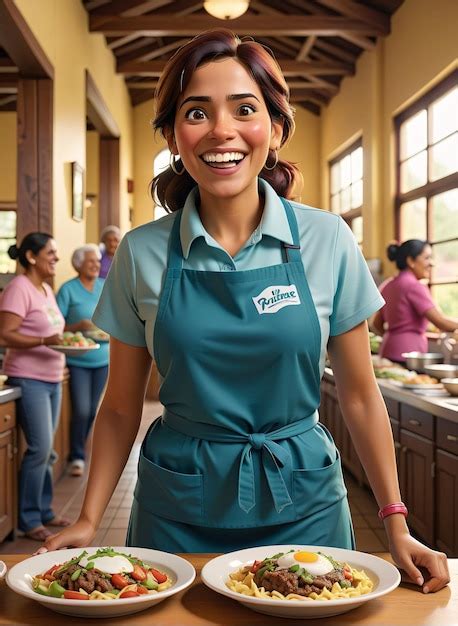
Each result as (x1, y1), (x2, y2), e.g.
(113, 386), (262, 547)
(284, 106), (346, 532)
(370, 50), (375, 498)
(40, 519), (97, 553)
(78, 319), (95, 331)
(43, 333), (64, 346)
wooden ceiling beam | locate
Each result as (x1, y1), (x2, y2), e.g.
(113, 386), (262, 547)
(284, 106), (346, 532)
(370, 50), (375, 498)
(314, 38), (358, 63)
(287, 80), (337, 92)
(91, 0), (172, 16)
(108, 33), (141, 50)
(339, 33), (375, 51)
(315, 0), (390, 31)
(117, 59), (353, 76)
(89, 15), (388, 36)
(297, 100), (321, 115)
(296, 36), (317, 61)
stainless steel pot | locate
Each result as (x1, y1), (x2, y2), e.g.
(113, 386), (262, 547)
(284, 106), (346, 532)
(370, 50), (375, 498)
(442, 378), (458, 397)
(401, 352), (444, 372)
(423, 363), (458, 380)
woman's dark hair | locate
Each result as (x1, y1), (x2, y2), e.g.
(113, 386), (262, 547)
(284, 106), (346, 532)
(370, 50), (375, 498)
(151, 28), (300, 212)
(386, 239), (430, 270)
(8, 232), (53, 269)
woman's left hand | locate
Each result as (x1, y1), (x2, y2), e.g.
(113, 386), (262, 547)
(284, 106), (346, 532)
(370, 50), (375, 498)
(389, 531), (450, 593)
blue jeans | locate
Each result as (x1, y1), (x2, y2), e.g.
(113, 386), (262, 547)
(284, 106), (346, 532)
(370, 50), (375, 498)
(8, 377), (62, 532)
(68, 365), (108, 462)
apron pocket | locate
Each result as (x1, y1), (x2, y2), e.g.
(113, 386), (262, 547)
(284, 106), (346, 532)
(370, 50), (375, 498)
(292, 451), (347, 519)
(134, 450), (204, 523)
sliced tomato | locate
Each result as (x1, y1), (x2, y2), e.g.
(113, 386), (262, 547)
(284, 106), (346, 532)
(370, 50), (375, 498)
(250, 560), (263, 574)
(131, 564), (147, 581)
(63, 591), (90, 600)
(119, 590), (140, 599)
(111, 573), (130, 589)
(343, 568), (353, 580)
(149, 568), (167, 584)
(44, 564), (60, 577)
(136, 585), (149, 595)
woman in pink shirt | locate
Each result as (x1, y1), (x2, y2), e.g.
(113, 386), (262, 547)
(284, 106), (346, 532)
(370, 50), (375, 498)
(0, 233), (70, 541)
(373, 240), (458, 363)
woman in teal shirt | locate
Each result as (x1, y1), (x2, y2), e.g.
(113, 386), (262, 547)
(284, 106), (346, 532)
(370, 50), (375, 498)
(44, 29), (448, 593)
(56, 244), (108, 476)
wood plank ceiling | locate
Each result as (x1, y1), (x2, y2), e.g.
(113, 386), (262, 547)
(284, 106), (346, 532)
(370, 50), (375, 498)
(0, 0), (404, 114)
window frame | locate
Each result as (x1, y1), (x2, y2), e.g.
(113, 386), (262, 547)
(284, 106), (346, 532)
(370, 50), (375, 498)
(328, 137), (363, 244)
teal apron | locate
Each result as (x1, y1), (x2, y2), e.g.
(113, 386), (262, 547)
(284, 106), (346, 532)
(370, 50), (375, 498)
(127, 198), (354, 552)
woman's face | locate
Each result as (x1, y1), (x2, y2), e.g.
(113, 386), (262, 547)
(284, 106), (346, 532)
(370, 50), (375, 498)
(104, 233), (120, 256)
(409, 245), (433, 280)
(171, 57), (282, 202)
(79, 250), (100, 280)
(29, 239), (59, 278)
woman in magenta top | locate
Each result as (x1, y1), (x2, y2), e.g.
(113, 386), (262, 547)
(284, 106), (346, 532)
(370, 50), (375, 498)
(0, 233), (70, 541)
(373, 240), (458, 363)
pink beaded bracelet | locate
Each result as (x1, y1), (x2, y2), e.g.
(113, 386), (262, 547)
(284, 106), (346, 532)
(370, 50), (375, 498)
(378, 502), (408, 520)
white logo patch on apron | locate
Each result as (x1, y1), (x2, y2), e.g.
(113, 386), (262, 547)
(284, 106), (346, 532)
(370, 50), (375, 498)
(252, 284), (301, 314)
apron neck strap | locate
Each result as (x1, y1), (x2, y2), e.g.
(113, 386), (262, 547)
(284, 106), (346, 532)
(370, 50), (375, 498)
(168, 197), (301, 268)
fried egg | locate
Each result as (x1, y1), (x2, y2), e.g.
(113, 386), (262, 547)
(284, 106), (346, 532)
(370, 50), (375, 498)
(276, 551), (334, 576)
(78, 554), (134, 574)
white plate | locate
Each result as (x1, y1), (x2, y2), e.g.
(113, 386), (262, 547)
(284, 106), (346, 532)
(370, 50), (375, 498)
(0, 560), (6, 579)
(48, 344), (100, 357)
(6, 546), (196, 618)
(201, 545), (400, 620)
(84, 330), (110, 343)
(388, 380), (443, 390)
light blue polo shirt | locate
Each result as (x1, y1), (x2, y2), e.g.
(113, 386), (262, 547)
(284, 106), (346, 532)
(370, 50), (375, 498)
(93, 179), (384, 375)
(57, 277), (109, 368)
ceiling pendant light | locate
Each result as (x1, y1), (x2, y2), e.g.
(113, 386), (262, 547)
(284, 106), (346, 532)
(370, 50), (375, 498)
(204, 0), (250, 20)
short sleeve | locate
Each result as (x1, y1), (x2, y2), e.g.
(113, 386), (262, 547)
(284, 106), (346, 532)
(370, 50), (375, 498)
(329, 218), (385, 336)
(0, 279), (29, 319)
(56, 284), (70, 319)
(406, 281), (435, 316)
(92, 235), (147, 347)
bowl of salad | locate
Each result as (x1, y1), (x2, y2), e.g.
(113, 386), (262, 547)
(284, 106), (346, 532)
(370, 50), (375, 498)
(6, 547), (195, 618)
(48, 332), (100, 357)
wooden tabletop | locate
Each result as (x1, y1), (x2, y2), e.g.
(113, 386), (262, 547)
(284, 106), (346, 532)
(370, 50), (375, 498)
(0, 553), (456, 625)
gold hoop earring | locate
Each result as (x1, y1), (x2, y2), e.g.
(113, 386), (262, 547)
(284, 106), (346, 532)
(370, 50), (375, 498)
(169, 153), (185, 176)
(264, 150), (278, 171)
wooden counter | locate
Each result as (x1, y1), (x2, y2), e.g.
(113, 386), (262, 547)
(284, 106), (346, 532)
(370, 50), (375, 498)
(0, 553), (456, 625)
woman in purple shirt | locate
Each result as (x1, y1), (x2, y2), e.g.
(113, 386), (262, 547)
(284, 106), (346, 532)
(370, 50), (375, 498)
(373, 240), (458, 363)
(99, 225), (121, 279)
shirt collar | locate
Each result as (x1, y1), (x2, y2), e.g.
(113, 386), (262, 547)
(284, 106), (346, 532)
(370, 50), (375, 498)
(179, 179), (294, 259)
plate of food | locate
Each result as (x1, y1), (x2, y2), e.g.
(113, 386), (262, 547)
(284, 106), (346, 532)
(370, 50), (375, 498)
(84, 328), (110, 342)
(48, 331), (100, 356)
(201, 545), (400, 619)
(6, 546), (195, 618)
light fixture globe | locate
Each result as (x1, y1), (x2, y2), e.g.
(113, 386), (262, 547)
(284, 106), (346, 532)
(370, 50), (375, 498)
(204, 0), (249, 20)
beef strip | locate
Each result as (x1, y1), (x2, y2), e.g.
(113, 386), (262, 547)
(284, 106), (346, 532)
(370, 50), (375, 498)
(55, 563), (114, 593)
(257, 568), (347, 597)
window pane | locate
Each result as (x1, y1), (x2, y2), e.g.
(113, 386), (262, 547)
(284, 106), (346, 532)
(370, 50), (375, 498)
(153, 148), (172, 218)
(331, 193), (340, 213)
(400, 109), (427, 160)
(351, 180), (363, 209)
(340, 155), (351, 188)
(330, 162), (340, 194)
(432, 240), (458, 282)
(351, 146), (363, 182)
(400, 197), (427, 240)
(351, 216), (363, 244)
(400, 151), (427, 193)
(431, 283), (458, 317)
(430, 87), (458, 143)
(340, 187), (351, 213)
(0, 211), (17, 274)
(430, 189), (458, 241)
(429, 132), (458, 181)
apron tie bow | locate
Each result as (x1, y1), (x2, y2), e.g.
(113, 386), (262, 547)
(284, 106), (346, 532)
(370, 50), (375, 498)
(248, 433), (266, 450)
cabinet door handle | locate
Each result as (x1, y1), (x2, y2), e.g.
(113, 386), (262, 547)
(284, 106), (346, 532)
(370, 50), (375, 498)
(3, 413), (11, 422)
(408, 419), (421, 427)
(446, 434), (457, 442)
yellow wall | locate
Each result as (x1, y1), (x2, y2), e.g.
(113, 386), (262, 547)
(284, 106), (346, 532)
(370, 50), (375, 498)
(132, 98), (321, 226)
(14, 0), (133, 286)
(0, 113), (17, 201)
(85, 130), (99, 244)
(321, 0), (458, 269)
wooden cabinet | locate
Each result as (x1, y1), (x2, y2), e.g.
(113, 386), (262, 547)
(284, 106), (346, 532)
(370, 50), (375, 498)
(435, 418), (458, 556)
(0, 401), (17, 542)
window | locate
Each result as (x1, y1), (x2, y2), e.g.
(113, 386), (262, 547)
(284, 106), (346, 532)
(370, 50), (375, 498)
(0, 209), (16, 274)
(329, 139), (363, 245)
(395, 70), (458, 316)
(153, 148), (171, 220)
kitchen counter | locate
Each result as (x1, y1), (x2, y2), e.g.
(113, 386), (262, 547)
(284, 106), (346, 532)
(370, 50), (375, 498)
(0, 553), (456, 625)
(0, 385), (21, 404)
(323, 368), (458, 423)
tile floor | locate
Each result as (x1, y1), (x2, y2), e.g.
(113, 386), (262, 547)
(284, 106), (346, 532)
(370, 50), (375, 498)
(0, 400), (389, 555)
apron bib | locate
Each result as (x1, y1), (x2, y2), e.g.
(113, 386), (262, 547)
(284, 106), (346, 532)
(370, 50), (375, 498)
(128, 198), (353, 550)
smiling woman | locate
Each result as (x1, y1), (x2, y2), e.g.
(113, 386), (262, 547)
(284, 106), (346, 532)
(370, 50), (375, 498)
(42, 29), (449, 596)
